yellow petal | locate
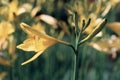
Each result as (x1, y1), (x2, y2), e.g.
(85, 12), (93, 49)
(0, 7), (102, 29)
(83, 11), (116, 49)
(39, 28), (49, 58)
(37, 14), (58, 27)
(0, 57), (11, 66)
(20, 23), (48, 39)
(8, 0), (18, 21)
(21, 51), (43, 65)
(17, 38), (36, 51)
(89, 35), (120, 55)
(0, 21), (15, 37)
(20, 23), (69, 45)
(107, 22), (120, 36)
(102, 3), (111, 17)
(110, 0), (120, 7)
(31, 7), (41, 17)
(17, 35), (57, 52)
(17, 3), (32, 15)
(95, 0), (102, 14)
(89, 40), (110, 54)
(0, 21), (15, 48)
(32, 23), (45, 34)
(0, 72), (7, 80)
(8, 35), (16, 55)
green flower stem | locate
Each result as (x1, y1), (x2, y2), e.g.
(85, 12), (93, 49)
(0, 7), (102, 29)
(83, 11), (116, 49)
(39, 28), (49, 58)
(71, 46), (79, 80)
(72, 12), (87, 80)
(72, 52), (76, 80)
(72, 32), (81, 80)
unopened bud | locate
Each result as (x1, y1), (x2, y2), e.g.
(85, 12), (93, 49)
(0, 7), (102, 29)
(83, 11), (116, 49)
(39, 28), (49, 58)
(80, 19), (107, 44)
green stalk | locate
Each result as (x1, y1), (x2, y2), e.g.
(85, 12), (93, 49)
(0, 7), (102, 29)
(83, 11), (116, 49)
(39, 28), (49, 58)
(72, 12), (88, 80)
(72, 53), (76, 80)
(75, 51), (79, 80)
(72, 47), (79, 80)
(72, 31), (81, 80)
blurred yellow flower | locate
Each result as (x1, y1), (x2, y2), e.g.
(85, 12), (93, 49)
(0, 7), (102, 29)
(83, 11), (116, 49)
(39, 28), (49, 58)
(107, 22), (120, 36)
(0, 21), (15, 50)
(0, 71), (7, 80)
(0, 57), (11, 66)
(89, 35), (120, 59)
(8, 0), (32, 21)
(8, 0), (18, 21)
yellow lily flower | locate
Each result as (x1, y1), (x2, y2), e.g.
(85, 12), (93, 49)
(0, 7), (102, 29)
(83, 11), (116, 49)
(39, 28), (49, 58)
(17, 23), (69, 65)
